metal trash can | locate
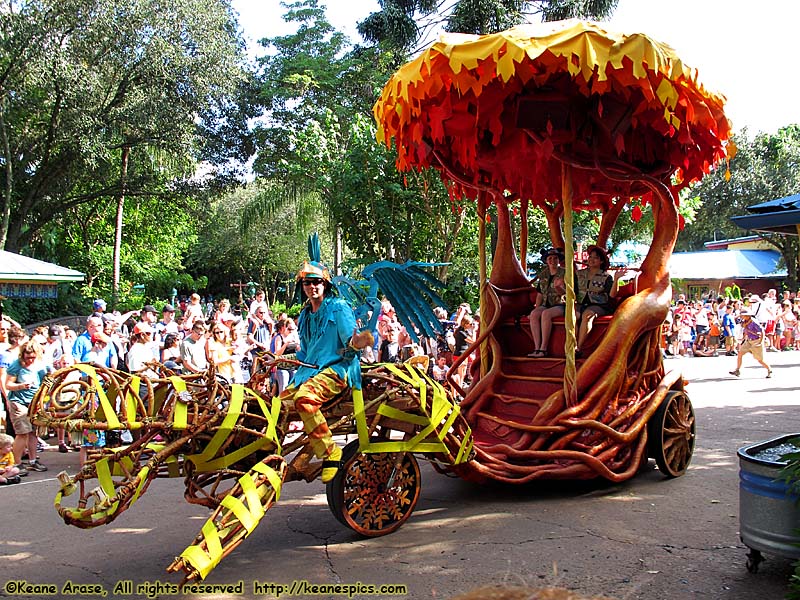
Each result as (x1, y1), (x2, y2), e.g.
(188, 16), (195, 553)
(738, 433), (800, 572)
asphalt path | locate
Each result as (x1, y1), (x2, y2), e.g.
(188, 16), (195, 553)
(2, 350), (799, 600)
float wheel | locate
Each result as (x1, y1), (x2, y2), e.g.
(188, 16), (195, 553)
(326, 439), (421, 537)
(647, 390), (695, 477)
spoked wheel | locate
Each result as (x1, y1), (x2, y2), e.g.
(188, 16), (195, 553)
(647, 390), (695, 477)
(326, 439), (421, 537)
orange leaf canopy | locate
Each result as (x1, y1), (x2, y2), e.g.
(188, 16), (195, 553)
(374, 20), (733, 210)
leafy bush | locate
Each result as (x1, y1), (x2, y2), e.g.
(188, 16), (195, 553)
(270, 301), (303, 320)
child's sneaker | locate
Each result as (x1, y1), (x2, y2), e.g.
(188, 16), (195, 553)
(25, 460), (48, 472)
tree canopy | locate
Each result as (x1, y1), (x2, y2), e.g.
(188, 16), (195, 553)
(677, 125), (800, 289)
(4, 0), (800, 324)
(0, 0), (252, 312)
(358, 0), (619, 52)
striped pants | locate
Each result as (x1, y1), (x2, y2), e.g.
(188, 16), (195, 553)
(280, 368), (347, 459)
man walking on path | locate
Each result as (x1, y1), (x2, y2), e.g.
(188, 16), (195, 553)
(730, 308), (772, 378)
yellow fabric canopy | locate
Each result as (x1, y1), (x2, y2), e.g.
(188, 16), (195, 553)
(374, 20), (733, 209)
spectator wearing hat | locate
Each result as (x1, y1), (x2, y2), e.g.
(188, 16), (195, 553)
(729, 309), (772, 378)
(138, 305), (161, 359)
(91, 298), (107, 318)
(156, 304), (180, 343)
(528, 248), (567, 357)
(43, 325), (70, 370)
(140, 304), (158, 327)
(126, 322), (159, 380)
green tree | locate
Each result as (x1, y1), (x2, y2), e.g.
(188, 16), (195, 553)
(358, 0), (619, 51)
(0, 0), (247, 259)
(188, 182), (327, 306)
(677, 126), (800, 290)
(250, 1), (469, 283)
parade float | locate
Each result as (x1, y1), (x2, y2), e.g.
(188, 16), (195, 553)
(30, 19), (733, 582)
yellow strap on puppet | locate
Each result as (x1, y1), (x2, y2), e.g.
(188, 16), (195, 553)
(178, 460), (284, 579)
(109, 443), (181, 478)
(169, 376), (189, 429)
(124, 375), (142, 428)
(72, 364), (122, 430)
(352, 363), (472, 463)
(185, 384), (281, 472)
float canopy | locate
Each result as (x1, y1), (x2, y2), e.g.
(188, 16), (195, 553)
(374, 20), (733, 208)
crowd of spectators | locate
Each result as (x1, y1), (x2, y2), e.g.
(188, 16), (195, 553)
(664, 289), (800, 359)
(0, 290), (299, 468)
(359, 299), (479, 390)
(0, 291), (483, 474)
(3, 281), (799, 480)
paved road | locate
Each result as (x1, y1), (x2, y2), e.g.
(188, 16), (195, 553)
(2, 350), (799, 600)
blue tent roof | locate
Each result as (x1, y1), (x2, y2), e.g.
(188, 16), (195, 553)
(731, 193), (800, 236)
(668, 249), (785, 279)
(746, 193), (800, 212)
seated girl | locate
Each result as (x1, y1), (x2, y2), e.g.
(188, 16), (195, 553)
(528, 248), (567, 357)
(575, 246), (623, 357)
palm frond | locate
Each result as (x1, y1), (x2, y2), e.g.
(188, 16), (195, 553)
(238, 181), (320, 235)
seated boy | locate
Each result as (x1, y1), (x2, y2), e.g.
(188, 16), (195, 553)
(0, 433), (21, 484)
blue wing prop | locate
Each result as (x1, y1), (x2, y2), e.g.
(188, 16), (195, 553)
(332, 261), (448, 343)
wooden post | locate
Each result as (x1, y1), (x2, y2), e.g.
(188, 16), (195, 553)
(478, 191), (489, 379)
(229, 282), (248, 304)
(562, 163), (577, 406)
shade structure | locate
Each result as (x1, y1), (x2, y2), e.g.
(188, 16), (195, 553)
(374, 20), (732, 208)
(731, 193), (800, 236)
(0, 250), (84, 299)
(373, 20), (731, 484)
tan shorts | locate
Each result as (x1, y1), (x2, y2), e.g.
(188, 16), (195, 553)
(739, 339), (765, 362)
(9, 401), (33, 435)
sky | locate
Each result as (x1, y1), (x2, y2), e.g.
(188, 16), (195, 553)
(232, 0), (798, 135)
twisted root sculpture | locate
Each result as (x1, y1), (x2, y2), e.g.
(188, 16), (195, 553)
(457, 176), (692, 483)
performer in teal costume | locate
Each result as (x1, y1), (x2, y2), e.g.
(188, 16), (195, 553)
(279, 258), (372, 483)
